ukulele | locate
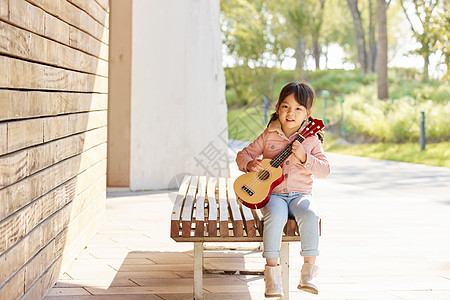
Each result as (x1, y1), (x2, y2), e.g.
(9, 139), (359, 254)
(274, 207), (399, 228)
(234, 119), (324, 209)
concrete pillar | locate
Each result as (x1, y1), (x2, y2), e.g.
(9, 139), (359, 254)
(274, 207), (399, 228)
(109, 0), (228, 190)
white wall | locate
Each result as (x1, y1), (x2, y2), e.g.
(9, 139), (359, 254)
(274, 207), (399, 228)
(130, 0), (228, 190)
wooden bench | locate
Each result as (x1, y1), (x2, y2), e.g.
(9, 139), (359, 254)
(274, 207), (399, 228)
(170, 175), (321, 299)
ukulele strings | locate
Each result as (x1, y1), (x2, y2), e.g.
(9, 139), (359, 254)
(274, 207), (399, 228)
(244, 123), (316, 191)
(245, 142), (293, 190)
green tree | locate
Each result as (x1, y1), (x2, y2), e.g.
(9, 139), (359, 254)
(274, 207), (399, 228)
(346, 0), (369, 72)
(345, 0), (386, 73)
(431, 7), (449, 80)
(399, 0), (445, 81)
(221, 0), (267, 66)
(285, 0), (360, 76)
(221, 0), (291, 103)
(320, 0), (355, 68)
(286, 1), (309, 77)
(304, 0), (326, 71)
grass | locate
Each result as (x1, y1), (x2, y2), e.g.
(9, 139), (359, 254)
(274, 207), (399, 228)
(228, 105), (274, 142)
(324, 133), (450, 168)
(228, 107), (450, 168)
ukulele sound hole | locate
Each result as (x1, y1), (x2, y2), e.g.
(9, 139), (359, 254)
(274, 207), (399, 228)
(257, 170), (270, 181)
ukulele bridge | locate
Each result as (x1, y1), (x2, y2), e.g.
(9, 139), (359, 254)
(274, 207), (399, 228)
(241, 185), (254, 196)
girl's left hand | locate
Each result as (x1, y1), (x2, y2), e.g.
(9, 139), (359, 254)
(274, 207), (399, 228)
(291, 140), (307, 163)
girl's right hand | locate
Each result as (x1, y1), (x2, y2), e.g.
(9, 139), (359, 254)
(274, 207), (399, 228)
(246, 159), (264, 172)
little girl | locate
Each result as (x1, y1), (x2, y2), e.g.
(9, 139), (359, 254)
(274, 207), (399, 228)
(236, 81), (330, 297)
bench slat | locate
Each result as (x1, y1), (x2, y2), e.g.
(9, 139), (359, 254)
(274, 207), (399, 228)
(240, 204), (256, 237)
(170, 176), (311, 242)
(195, 176), (207, 237)
(171, 236), (301, 242)
(181, 176), (199, 238)
(207, 177), (218, 237)
(252, 208), (264, 236)
(227, 178), (243, 237)
(170, 175), (191, 238)
(236, 191), (257, 237)
(218, 177), (229, 237)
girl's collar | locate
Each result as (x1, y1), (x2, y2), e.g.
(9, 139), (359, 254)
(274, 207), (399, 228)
(267, 119), (284, 134)
(267, 119), (309, 138)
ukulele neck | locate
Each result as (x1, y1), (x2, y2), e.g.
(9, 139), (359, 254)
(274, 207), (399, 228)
(269, 134), (305, 168)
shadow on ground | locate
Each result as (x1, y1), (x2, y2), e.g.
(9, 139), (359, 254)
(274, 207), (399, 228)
(46, 247), (266, 300)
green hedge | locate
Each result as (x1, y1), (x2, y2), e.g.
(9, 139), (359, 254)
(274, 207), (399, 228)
(225, 68), (449, 142)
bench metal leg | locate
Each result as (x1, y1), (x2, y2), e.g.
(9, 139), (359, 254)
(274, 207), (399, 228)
(194, 242), (204, 299)
(280, 242), (289, 299)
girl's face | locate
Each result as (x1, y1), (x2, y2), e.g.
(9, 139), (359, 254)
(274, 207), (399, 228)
(276, 93), (312, 136)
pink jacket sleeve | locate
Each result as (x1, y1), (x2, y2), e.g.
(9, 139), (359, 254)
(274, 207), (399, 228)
(235, 131), (266, 173)
(303, 138), (331, 178)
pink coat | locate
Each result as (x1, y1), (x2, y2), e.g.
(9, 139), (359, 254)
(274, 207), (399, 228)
(235, 119), (331, 195)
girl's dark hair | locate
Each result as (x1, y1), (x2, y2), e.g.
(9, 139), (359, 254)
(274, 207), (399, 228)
(267, 81), (324, 142)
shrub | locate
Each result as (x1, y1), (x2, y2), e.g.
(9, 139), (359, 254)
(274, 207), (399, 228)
(309, 69), (376, 95)
(342, 95), (450, 142)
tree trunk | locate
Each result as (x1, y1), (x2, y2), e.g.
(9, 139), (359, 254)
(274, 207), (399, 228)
(313, 38), (321, 70)
(377, 0), (388, 99)
(295, 38), (306, 78)
(347, 0), (368, 72)
(445, 55), (450, 80)
(423, 54), (429, 81)
(368, 0), (377, 73)
(399, 0), (437, 82)
(311, 0), (325, 71)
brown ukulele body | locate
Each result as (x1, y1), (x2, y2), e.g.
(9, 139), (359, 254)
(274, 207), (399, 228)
(233, 159), (284, 209)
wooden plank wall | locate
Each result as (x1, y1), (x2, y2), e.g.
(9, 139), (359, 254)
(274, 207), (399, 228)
(0, 0), (109, 299)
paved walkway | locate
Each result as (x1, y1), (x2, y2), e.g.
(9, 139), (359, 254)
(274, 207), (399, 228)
(45, 144), (450, 299)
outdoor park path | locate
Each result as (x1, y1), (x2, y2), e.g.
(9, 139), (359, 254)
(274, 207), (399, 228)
(45, 143), (450, 299)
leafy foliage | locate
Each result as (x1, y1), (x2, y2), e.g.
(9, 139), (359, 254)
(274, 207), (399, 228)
(324, 134), (450, 168)
(343, 93), (450, 142)
(308, 69), (376, 94)
(227, 68), (449, 143)
(399, 0), (448, 80)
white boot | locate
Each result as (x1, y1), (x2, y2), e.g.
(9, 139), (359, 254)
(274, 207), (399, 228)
(264, 265), (283, 298)
(298, 263), (319, 294)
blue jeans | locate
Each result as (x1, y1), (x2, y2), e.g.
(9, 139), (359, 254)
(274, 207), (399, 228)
(261, 192), (320, 259)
